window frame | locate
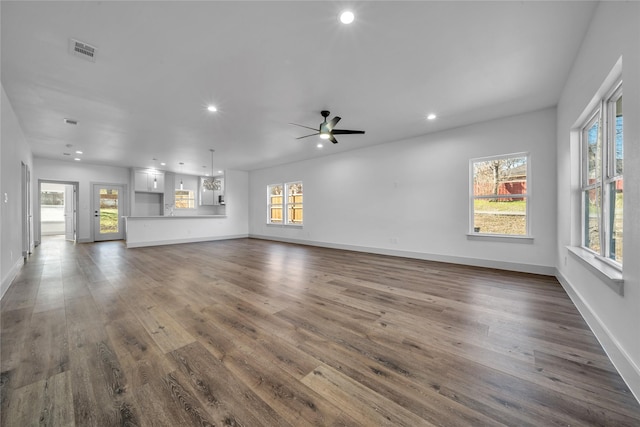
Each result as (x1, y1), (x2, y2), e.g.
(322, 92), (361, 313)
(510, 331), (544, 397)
(469, 152), (530, 238)
(580, 79), (623, 267)
(267, 181), (303, 226)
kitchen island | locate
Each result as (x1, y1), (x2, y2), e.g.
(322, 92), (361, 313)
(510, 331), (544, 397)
(123, 215), (244, 248)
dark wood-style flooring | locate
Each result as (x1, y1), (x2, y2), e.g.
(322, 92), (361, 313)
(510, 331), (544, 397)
(1, 236), (639, 426)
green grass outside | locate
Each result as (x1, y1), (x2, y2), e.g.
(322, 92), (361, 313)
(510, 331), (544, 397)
(99, 209), (119, 234)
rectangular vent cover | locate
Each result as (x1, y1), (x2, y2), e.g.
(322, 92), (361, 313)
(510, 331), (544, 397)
(69, 38), (97, 62)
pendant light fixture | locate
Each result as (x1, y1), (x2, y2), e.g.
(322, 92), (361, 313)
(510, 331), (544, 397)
(179, 162), (184, 190)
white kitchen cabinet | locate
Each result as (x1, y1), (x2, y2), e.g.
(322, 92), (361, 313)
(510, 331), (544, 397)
(134, 169), (164, 193)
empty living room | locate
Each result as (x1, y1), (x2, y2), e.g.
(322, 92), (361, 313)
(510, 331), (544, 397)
(1, 1), (639, 426)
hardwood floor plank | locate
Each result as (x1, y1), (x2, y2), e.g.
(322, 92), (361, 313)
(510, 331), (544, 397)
(301, 363), (435, 426)
(169, 341), (293, 426)
(2, 370), (75, 427)
(105, 314), (177, 390)
(12, 308), (69, 390)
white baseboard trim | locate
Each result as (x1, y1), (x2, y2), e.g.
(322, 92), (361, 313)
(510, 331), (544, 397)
(555, 269), (640, 404)
(1, 257), (24, 301)
(126, 234), (249, 248)
(248, 234), (555, 276)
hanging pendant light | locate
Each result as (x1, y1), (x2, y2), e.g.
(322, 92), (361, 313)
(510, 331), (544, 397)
(179, 162), (184, 190)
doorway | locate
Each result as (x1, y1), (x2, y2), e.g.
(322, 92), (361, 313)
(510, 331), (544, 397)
(93, 184), (124, 241)
(39, 181), (77, 243)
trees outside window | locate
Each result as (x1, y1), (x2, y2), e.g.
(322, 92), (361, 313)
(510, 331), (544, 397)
(471, 154), (529, 236)
(581, 81), (623, 264)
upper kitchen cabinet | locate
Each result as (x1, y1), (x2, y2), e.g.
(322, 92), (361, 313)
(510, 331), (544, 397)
(134, 169), (165, 193)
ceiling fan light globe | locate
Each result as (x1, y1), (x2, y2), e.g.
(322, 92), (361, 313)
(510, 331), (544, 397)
(319, 133), (330, 140)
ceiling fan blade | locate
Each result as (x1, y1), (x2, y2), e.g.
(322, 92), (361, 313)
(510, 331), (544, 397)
(327, 116), (341, 130)
(329, 134), (339, 144)
(296, 133), (319, 139)
(331, 129), (365, 135)
(290, 123), (319, 131)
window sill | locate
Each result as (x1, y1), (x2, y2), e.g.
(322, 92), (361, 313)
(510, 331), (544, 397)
(567, 246), (623, 296)
(466, 233), (533, 244)
(266, 223), (303, 228)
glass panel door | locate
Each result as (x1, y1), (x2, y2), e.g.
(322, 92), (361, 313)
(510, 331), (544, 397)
(93, 184), (124, 241)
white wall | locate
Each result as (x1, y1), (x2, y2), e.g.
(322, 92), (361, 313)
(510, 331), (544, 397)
(249, 108), (558, 274)
(1, 84), (33, 298)
(556, 1), (640, 399)
(33, 158), (131, 243)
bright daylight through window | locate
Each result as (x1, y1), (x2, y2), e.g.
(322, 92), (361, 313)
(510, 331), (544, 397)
(581, 81), (623, 265)
(175, 189), (195, 209)
(471, 154), (529, 236)
(268, 182), (303, 225)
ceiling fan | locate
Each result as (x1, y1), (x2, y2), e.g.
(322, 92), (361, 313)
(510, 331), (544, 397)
(290, 110), (365, 144)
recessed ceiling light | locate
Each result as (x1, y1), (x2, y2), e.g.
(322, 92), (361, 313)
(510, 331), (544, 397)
(160, 162), (166, 166)
(340, 10), (355, 24)
(74, 158), (81, 161)
(75, 150), (83, 154)
(217, 170), (223, 174)
(207, 105), (217, 112)
(427, 113), (437, 120)
(317, 143), (323, 148)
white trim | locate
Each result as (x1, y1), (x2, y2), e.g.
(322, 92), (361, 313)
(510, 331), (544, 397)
(249, 234), (555, 276)
(1, 258), (24, 300)
(555, 270), (639, 404)
(125, 234), (249, 248)
(567, 246), (623, 295)
(466, 234), (534, 243)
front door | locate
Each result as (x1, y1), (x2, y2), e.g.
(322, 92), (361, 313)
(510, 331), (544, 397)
(93, 184), (124, 241)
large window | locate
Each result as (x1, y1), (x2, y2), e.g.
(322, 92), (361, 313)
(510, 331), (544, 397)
(581, 81), (623, 264)
(470, 153), (529, 236)
(268, 181), (303, 225)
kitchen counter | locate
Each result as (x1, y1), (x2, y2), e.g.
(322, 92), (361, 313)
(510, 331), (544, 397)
(123, 215), (243, 248)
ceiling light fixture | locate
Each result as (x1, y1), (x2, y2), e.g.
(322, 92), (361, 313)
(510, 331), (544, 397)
(75, 150), (83, 154)
(427, 113), (437, 120)
(340, 10), (355, 24)
(317, 143), (323, 148)
(207, 105), (217, 112)
(160, 162), (166, 166)
(179, 162), (184, 190)
(74, 158), (81, 161)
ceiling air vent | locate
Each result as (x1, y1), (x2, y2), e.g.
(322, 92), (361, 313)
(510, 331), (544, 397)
(69, 38), (97, 62)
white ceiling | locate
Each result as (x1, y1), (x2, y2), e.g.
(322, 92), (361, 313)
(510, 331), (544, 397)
(1, 1), (597, 175)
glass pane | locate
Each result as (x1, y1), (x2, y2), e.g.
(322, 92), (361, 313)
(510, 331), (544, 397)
(270, 207), (283, 223)
(473, 157), (527, 197)
(269, 185), (283, 196)
(584, 187), (601, 253)
(473, 197), (526, 235)
(584, 116), (601, 184)
(99, 188), (119, 234)
(613, 95), (623, 176)
(609, 180), (623, 263)
(287, 205), (303, 225)
(175, 190), (194, 209)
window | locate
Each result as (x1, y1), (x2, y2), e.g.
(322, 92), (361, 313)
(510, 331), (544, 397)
(268, 181), (303, 225)
(175, 189), (195, 209)
(580, 81), (623, 264)
(470, 153), (529, 236)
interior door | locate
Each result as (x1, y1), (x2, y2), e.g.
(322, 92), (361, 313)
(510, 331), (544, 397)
(93, 184), (124, 241)
(64, 185), (76, 241)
